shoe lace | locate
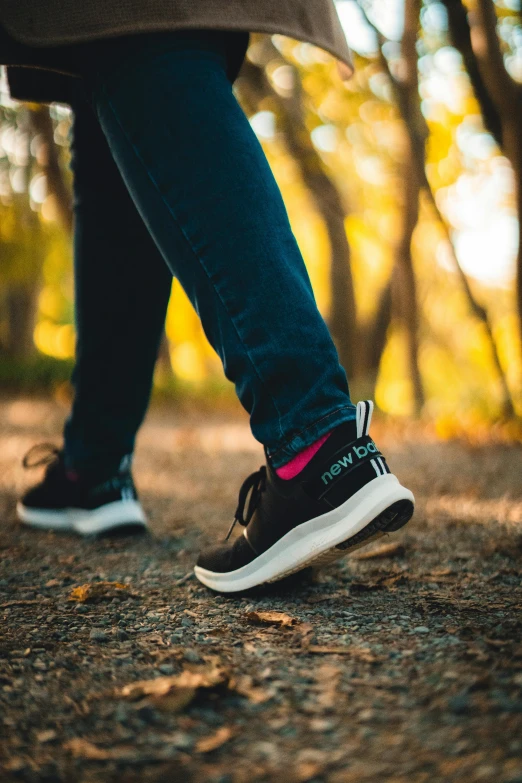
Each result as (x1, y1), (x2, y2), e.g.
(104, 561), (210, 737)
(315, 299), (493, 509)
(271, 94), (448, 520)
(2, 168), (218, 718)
(22, 443), (61, 469)
(225, 465), (267, 541)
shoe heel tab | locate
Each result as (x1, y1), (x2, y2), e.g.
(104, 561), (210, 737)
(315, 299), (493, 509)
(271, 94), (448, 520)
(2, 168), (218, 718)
(356, 400), (374, 438)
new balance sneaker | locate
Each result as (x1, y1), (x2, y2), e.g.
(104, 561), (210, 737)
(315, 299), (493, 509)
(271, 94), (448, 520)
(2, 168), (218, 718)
(17, 445), (147, 536)
(195, 400), (414, 593)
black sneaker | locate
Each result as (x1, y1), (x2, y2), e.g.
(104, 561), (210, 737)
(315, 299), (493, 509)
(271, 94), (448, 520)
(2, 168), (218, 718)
(17, 445), (147, 536)
(195, 400), (414, 592)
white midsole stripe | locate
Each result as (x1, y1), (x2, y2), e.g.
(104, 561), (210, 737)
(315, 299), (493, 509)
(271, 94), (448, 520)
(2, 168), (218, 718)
(17, 499), (147, 534)
(194, 473), (414, 593)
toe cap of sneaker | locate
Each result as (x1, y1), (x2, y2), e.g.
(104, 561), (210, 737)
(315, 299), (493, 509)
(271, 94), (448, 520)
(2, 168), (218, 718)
(196, 534), (257, 574)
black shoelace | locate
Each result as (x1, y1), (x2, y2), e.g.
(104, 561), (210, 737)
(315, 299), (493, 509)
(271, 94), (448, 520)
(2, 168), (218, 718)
(22, 443), (61, 469)
(225, 465), (267, 541)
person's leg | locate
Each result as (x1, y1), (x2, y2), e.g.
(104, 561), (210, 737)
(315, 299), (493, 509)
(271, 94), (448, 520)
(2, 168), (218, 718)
(79, 30), (357, 468)
(17, 84), (172, 535)
(64, 85), (172, 475)
(75, 30), (413, 585)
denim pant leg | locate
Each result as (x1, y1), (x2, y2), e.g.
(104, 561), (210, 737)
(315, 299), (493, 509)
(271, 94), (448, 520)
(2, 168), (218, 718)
(83, 30), (356, 468)
(63, 85), (172, 473)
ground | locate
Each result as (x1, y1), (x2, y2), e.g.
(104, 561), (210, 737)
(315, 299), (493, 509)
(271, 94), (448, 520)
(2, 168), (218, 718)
(0, 396), (521, 783)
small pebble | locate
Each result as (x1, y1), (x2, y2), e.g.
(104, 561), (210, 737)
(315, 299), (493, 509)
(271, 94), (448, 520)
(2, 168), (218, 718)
(184, 649), (202, 664)
(89, 630), (108, 643)
(448, 694), (471, 715)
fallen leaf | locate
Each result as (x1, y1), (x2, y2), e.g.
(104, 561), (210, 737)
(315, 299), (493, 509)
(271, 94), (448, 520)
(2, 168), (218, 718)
(195, 726), (234, 753)
(349, 572), (409, 592)
(120, 664), (229, 712)
(246, 610), (298, 627)
(3, 758), (26, 772)
(69, 581), (129, 603)
(308, 646), (380, 662)
(352, 542), (405, 560)
(36, 730), (57, 743)
(64, 694), (88, 716)
(230, 675), (275, 704)
(315, 664), (342, 681)
(307, 592), (346, 604)
(63, 739), (136, 761)
(312, 664), (342, 710)
(173, 572), (194, 586)
(428, 568), (454, 577)
(296, 622), (315, 649)
(64, 738), (112, 760)
(45, 578), (60, 587)
(483, 638), (508, 648)
(296, 762), (323, 782)
(58, 554), (77, 565)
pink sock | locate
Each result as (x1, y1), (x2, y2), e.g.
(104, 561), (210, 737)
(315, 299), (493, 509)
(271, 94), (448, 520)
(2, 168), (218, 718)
(275, 430), (333, 480)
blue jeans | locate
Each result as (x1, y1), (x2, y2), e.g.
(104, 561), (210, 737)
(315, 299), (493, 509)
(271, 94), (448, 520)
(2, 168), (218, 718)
(64, 29), (356, 471)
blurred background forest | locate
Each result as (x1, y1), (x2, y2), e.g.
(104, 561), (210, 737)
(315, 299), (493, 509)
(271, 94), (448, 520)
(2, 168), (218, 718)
(0, 0), (521, 436)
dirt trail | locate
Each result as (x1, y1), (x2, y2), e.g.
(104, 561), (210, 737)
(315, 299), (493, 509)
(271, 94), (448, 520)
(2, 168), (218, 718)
(0, 397), (521, 783)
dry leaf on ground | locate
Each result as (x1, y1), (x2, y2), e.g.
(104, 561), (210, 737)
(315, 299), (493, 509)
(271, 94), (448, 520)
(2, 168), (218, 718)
(230, 675), (275, 705)
(69, 581), (129, 603)
(120, 664), (229, 712)
(308, 646), (380, 662)
(36, 730), (57, 743)
(349, 572), (409, 591)
(352, 542), (405, 560)
(63, 739), (136, 762)
(195, 726), (234, 753)
(246, 610), (298, 627)
(3, 759), (26, 773)
(63, 738), (112, 760)
(296, 762), (324, 782)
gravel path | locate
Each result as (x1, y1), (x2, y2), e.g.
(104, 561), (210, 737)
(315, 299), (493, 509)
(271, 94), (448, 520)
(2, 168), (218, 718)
(0, 397), (521, 783)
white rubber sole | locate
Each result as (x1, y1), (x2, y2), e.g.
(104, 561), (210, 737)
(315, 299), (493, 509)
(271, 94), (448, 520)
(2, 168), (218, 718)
(16, 499), (148, 536)
(194, 473), (414, 593)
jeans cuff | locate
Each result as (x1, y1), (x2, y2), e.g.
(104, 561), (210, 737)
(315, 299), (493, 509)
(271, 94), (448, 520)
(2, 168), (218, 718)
(266, 404), (357, 469)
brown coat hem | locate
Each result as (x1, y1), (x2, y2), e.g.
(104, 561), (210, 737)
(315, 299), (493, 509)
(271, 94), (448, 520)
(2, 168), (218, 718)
(3, 19), (354, 76)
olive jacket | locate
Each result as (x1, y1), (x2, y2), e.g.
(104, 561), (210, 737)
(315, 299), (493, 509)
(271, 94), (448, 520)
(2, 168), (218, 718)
(0, 0), (353, 104)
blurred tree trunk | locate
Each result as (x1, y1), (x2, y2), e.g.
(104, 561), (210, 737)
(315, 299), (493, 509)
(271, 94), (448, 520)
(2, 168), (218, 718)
(373, 2), (515, 417)
(5, 285), (39, 358)
(358, 279), (393, 400)
(2, 109), (41, 359)
(358, 0), (515, 418)
(472, 0), (522, 341)
(1, 107), (73, 360)
(443, 0), (522, 363)
(391, 0), (425, 414)
(29, 106), (73, 233)
(440, 0), (503, 146)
